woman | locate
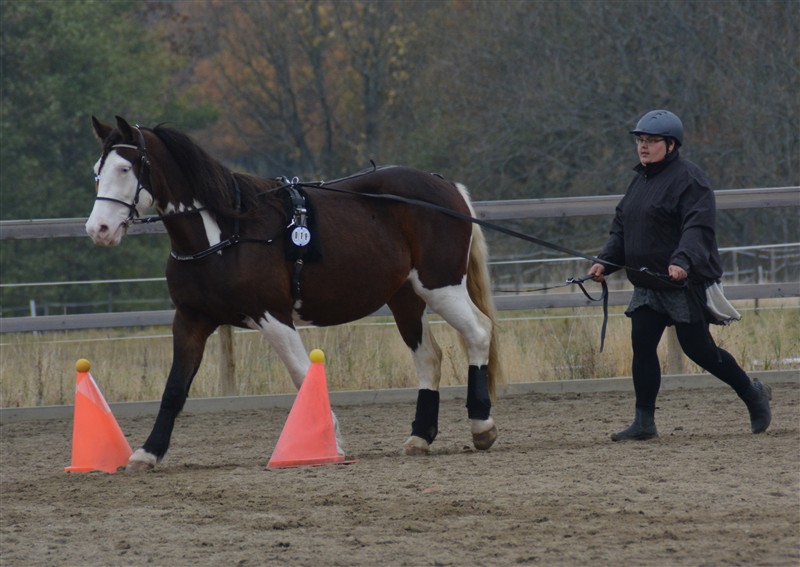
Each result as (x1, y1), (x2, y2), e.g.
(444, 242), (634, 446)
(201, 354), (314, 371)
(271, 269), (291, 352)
(588, 109), (772, 441)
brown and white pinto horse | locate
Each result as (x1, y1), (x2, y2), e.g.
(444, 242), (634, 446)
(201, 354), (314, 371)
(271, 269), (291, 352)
(87, 116), (500, 471)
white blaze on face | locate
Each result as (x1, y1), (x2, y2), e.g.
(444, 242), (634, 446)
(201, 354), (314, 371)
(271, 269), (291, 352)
(85, 150), (152, 246)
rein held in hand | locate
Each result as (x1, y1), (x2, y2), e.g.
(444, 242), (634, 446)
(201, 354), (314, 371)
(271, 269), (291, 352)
(128, 165), (686, 352)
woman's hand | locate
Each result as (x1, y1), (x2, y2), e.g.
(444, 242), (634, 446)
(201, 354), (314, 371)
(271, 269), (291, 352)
(588, 263), (606, 283)
(668, 264), (688, 282)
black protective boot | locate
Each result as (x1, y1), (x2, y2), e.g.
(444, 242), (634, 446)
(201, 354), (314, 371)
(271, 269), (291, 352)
(611, 407), (658, 442)
(744, 380), (772, 434)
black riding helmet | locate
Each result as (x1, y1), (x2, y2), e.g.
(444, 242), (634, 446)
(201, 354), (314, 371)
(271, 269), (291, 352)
(630, 110), (684, 148)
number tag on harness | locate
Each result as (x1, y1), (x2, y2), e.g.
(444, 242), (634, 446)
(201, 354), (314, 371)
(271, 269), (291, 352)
(291, 226), (311, 247)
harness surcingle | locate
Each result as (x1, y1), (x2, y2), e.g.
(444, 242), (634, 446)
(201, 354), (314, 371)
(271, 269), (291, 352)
(279, 177), (320, 304)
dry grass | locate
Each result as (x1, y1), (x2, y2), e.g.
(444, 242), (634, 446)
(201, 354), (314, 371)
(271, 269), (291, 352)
(1, 299), (797, 408)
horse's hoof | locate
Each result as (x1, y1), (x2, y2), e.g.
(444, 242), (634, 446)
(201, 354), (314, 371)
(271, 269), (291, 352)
(403, 435), (431, 456)
(126, 448), (157, 472)
(472, 425), (498, 451)
(125, 460), (153, 473)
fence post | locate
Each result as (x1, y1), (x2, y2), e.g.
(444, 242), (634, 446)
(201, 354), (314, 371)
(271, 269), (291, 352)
(218, 325), (236, 396)
(665, 327), (684, 374)
(769, 248), (776, 282)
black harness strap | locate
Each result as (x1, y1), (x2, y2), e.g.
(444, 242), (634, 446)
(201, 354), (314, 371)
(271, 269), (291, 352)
(297, 182), (607, 267)
(292, 182), (625, 350)
(296, 177), (688, 292)
(284, 183), (311, 303)
(169, 175), (281, 261)
(571, 275), (609, 352)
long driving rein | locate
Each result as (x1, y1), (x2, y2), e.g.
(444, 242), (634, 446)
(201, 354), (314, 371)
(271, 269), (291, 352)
(280, 171), (688, 352)
(96, 135), (678, 351)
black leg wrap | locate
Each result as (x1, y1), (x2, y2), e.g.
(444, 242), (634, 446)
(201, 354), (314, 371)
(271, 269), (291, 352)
(411, 389), (440, 444)
(466, 365), (491, 420)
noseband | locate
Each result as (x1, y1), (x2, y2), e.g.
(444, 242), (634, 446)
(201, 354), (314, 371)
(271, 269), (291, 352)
(95, 126), (152, 225)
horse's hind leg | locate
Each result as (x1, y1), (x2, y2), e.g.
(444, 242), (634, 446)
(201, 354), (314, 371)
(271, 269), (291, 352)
(387, 284), (443, 455)
(411, 276), (497, 451)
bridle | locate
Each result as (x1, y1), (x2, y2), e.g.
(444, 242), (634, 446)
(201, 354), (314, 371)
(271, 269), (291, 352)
(92, 125), (279, 261)
(94, 126), (153, 226)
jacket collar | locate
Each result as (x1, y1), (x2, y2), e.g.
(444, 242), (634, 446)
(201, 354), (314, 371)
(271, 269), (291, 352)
(633, 149), (680, 178)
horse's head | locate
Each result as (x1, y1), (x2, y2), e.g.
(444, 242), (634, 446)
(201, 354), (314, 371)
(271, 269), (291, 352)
(86, 116), (156, 246)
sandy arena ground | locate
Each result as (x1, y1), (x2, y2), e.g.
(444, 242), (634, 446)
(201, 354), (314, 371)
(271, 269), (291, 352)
(1, 384), (798, 566)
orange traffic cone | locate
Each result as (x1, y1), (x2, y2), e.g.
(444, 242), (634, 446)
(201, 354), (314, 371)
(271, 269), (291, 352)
(267, 349), (347, 469)
(64, 359), (132, 473)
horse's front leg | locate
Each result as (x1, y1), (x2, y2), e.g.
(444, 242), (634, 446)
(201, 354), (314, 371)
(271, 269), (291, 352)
(127, 310), (216, 471)
(247, 312), (345, 456)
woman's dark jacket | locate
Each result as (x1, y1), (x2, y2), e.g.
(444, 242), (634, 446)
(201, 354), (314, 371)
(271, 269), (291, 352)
(598, 151), (723, 290)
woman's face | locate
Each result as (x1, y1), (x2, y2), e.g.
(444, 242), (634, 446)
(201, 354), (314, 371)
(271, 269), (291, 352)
(635, 135), (672, 165)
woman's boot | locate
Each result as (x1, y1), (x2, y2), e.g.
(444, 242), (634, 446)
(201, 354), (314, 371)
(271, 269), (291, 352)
(611, 407), (658, 441)
(743, 380), (772, 434)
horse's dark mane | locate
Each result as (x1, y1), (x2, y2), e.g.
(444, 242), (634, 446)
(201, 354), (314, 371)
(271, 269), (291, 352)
(150, 125), (274, 216)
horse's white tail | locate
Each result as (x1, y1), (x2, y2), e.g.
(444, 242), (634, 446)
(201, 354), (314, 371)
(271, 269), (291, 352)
(456, 183), (503, 398)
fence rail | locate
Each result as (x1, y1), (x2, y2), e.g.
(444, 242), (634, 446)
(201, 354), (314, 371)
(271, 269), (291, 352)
(1, 186), (798, 240)
(2, 186), (798, 385)
(2, 186), (798, 333)
(1, 282), (797, 334)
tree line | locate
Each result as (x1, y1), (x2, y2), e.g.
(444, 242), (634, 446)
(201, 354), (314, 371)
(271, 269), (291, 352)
(1, 0), (797, 316)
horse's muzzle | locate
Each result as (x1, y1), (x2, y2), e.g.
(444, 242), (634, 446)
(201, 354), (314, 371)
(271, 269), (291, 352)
(85, 218), (128, 246)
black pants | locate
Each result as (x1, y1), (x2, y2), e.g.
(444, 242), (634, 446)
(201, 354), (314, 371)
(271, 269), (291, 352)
(630, 307), (753, 411)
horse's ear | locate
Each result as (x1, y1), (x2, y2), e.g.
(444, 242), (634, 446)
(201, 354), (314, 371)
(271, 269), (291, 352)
(92, 116), (113, 142)
(114, 115), (135, 142)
